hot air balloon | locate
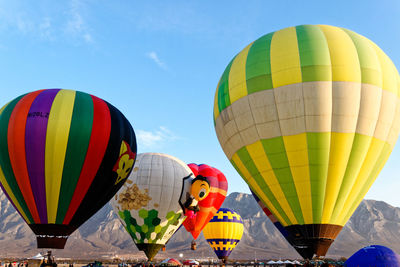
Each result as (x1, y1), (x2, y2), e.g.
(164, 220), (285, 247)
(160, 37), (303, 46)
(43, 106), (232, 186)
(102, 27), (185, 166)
(345, 245), (400, 267)
(0, 89), (136, 249)
(213, 24), (400, 259)
(181, 163), (228, 249)
(111, 153), (194, 261)
(202, 208), (244, 263)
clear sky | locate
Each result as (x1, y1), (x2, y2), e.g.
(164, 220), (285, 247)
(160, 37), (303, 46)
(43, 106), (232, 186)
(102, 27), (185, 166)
(0, 0), (400, 207)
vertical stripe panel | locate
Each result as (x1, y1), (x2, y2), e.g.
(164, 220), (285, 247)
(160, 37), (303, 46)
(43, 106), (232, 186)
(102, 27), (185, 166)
(45, 89), (76, 223)
(246, 32), (274, 93)
(318, 25), (361, 82)
(307, 132), (330, 223)
(246, 141), (298, 224)
(322, 132), (355, 223)
(213, 80), (221, 122)
(370, 42), (398, 95)
(230, 154), (290, 226)
(25, 89), (60, 224)
(8, 91), (43, 223)
(229, 43), (253, 104)
(261, 138), (304, 224)
(342, 29), (382, 87)
(330, 134), (372, 223)
(335, 138), (385, 224)
(340, 142), (391, 225)
(0, 103), (30, 223)
(56, 92), (93, 223)
(270, 27), (302, 88)
(282, 134), (313, 224)
(63, 95), (111, 224)
(218, 59), (234, 113)
(296, 24), (331, 82)
(0, 95), (34, 223)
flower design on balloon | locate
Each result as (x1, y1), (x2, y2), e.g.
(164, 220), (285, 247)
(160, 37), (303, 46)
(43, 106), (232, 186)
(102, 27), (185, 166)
(113, 140), (136, 185)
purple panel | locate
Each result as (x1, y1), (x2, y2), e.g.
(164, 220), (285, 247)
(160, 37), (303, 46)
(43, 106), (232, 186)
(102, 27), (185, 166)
(25, 89), (60, 224)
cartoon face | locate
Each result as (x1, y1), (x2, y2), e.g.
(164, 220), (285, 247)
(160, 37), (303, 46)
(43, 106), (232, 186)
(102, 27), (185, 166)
(190, 176), (210, 201)
(113, 140), (136, 185)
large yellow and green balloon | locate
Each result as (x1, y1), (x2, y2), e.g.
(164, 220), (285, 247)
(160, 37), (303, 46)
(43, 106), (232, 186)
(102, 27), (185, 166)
(213, 24), (400, 259)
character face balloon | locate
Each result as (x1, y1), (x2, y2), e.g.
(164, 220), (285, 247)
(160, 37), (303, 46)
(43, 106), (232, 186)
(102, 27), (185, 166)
(213, 25), (400, 258)
(181, 163), (228, 240)
(0, 89), (136, 248)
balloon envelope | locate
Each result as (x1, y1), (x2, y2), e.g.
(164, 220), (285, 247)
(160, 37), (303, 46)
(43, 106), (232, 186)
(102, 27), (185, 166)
(213, 24), (400, 258)
(0, 89), (136, 248)
(111, 153), (192, 261)
(203, 208), (244, 263)
(345, 245), (400, 267)
(182, 163), (228, 239)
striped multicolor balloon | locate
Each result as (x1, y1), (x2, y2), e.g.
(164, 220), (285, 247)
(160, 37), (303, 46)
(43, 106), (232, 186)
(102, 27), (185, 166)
(202, 208), (244, 263)
(213, 25), (400, 258)
(0, 89), (136, 249)
(183, 163), (228, 240)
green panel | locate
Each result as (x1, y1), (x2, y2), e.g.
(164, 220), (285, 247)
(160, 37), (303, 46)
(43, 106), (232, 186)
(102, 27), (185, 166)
(56, 92), (94, 223)
(246, 32), (274, 93)
(232, 149), (291, 225)
(343, 142), (391, 224)
(296, 25), (332, 82)
(217, 58), (235, 113)
(0, 95), (34, 223)
(118, 209), (183, 244)
(261, 138), (305, 224)
(307, 132), (330, 223)
(342, 28), (381, 87)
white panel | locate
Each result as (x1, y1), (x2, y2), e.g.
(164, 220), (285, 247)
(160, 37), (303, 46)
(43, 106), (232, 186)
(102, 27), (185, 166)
(355, 84), (382, 136)
(303, 81), (332, 132)
(274, 83), (306, 136)
(331, 82), (361, 133)
(374, 90), (397, 141)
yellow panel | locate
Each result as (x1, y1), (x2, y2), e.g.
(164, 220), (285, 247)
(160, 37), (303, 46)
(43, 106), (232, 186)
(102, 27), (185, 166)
(228, 42), (253, 104)
(231, 153), (288, 226)
(370, 42), (398, 95)
(334, 137), (385, 225)
(321, 132), (355, 224)
(270, 26), (302, 88)
(45, 90), (76, 223)
(318, 25), (361, 82)
(213, 81), (220, 120)
(340, 144), (391, 225)
(282, 134), (313, 224)
(246, 141), (298, 224)
(0, 166), (29, 222)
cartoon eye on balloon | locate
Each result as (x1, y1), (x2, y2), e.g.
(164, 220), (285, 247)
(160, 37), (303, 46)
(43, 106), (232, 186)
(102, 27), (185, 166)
(0, 89), (136, 249)
(190, 176), (210, 201)
(213, 24), (400, 259)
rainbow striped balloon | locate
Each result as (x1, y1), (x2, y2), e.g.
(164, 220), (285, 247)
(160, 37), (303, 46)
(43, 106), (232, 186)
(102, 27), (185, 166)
(0, 89), (136, 249)
(203, 208), (244, 263)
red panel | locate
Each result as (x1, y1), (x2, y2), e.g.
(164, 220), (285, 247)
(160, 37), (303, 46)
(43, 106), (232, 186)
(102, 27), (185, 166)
(8, 90), (44, 223)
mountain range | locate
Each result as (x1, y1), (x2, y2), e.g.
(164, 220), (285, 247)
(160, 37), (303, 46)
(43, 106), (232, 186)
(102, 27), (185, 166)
(1, 191), (400, 260)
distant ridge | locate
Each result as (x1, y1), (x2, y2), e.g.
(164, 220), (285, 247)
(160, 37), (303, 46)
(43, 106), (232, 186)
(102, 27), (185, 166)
(0, 191), (399, 260)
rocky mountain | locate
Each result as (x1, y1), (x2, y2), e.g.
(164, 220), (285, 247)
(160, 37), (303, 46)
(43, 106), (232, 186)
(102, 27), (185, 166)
(1, 191), (400, 260)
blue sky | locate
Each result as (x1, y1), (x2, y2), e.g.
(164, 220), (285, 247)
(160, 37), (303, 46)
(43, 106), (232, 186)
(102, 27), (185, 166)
(1, 0), (400, 207)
